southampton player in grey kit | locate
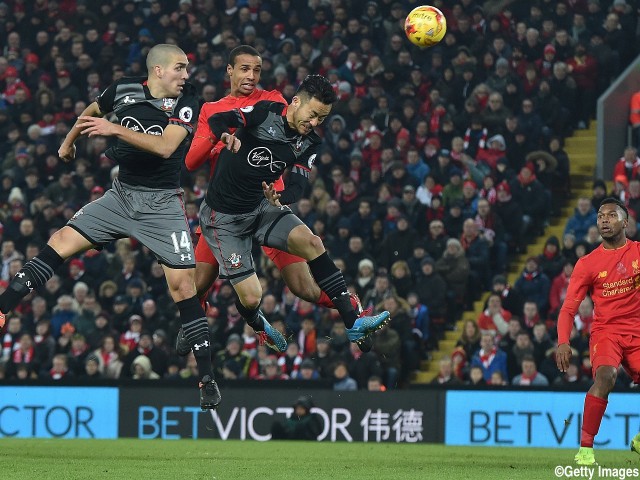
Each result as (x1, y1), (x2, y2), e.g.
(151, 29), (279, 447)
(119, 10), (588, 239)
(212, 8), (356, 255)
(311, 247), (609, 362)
(0, 44), (221, 410)
(199, 75), (390, 346)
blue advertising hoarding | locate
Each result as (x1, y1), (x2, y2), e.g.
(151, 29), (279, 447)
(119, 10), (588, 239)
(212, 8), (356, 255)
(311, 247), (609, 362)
(0, 386), (119, 439)
(445, 390), (639, 449)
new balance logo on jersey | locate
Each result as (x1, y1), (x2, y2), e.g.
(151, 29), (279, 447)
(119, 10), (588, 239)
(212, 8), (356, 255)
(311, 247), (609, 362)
(123, 96), (136, 104)
(193, 340), (209, 351)
(180, 253), (192, 261)
(268, 126), (275, 136)
(17, 272), (25, 278)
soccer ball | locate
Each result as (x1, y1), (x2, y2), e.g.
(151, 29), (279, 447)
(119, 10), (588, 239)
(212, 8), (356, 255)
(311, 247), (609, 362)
(404, 5), (447, 48)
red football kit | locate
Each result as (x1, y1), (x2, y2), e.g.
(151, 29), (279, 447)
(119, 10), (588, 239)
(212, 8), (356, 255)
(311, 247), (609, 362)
(557, 240), (640, 382)
(186, 89), (306, 270)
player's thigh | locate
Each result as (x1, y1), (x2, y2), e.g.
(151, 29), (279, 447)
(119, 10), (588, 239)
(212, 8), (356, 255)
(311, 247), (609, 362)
(199, 202), (255, 285)
(279, 260), (320, 303)
(254, 203), (306, 253)
(48, 226), (96, 258)
(66, 189), (131, 247)
(132, 191), (195, 269)
(620, 335), (640, 383)
(262, 246), (306, 271)
(589, 331), (624, 374)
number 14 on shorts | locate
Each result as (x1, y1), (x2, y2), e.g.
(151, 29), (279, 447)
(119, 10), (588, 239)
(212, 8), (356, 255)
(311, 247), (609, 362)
(170, 231), (191, 253)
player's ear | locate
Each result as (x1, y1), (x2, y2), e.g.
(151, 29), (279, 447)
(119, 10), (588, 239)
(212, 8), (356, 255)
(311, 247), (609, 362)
(291, 96), (300, 109)
(226, 64), (233, 76)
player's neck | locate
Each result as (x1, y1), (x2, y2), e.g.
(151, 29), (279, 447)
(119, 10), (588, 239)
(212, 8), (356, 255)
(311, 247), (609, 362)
(602, 237), (627, 250)
(230, 88), (251, 98)
(146, 79), (171, 99)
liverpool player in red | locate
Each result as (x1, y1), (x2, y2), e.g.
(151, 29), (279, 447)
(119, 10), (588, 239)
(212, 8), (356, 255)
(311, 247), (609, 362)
(181, 45), (368, 353)
(556, 198), (640, 465)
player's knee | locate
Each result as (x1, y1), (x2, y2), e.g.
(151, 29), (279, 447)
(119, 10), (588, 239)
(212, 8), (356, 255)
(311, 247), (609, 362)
(308, 234), (325, 254)
(595, 367), (617, 391)
(169, 278), (197, 302)
(240, 292), (261, 310)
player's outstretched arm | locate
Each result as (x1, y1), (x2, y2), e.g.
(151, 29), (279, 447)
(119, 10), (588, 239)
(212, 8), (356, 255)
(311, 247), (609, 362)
(58, 101), (103, 162)
(78, 119), (188, 158)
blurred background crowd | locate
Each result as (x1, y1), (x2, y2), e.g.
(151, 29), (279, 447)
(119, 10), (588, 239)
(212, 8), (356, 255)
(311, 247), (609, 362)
(0, 0), (638, 390)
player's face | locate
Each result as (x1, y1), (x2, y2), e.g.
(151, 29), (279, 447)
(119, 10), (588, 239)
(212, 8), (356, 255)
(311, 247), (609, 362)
(228, 54), (262, 96)
(290, 96), (332, 135)
(160, 53), (189, 96)
(597, 203), (627, 241)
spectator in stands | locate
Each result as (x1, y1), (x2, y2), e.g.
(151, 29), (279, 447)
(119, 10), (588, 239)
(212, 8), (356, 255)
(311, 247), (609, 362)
(435, 238), (470, 321)
(461, 218), (492, 293)
(456, 319), (482, 361)
(532, 322), (555, 368)
(431, 356), (462, 385)
(214, 334), (255, 380)
(332, 360), (358, 391)
(510, 162), (549, 237)
(536, 235), (566, 280)
(514, 257), (551, 316)
(131, 355), (160, 380)
(564, 196), (598, 241)
(45, 353), (74, 380)
(467, 365), (486, 386)
(477, 293), (512, 337)
(612, 146), (640, 183)
(471, 332), (508, 382)
(508, 331), (535, 380)
(494, 181), (525, 252)
(511, 354), (549, 386)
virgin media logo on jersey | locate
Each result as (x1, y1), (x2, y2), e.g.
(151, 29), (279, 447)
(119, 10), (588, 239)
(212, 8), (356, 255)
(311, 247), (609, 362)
(121, 117), (163, 136)
(247, 147), (286, 173)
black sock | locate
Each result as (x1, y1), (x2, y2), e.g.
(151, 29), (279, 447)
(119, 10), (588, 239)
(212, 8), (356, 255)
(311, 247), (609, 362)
(235, 299), (264, 331)
(308, 252), (356, 327)
(0, 245), (64, 313)
(177, 296), (212, 379)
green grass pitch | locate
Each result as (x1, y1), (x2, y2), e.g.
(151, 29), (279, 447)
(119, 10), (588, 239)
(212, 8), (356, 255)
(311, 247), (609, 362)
(0, 439), (637, 480)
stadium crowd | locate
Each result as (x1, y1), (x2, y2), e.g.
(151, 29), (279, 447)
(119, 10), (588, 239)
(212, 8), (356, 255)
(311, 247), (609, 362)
(0, 0), (638, 390)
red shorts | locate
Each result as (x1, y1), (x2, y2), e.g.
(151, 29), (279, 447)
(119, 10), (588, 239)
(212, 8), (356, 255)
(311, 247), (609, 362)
(261, 246), (306, 270)
(194, 228), (305, 270)
(590, 331), (640, 383)
(195, 226), (219, 266)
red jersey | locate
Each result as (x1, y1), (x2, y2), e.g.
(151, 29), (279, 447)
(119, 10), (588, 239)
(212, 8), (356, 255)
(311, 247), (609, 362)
(557, 240), (640, 344)
(185, 88), (287, 191)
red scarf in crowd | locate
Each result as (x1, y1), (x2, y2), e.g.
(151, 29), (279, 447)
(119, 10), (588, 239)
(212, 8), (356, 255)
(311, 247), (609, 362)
(12, 346), (34, 364)
(518, 372), (538, 386)
(479, 347), (497, 368)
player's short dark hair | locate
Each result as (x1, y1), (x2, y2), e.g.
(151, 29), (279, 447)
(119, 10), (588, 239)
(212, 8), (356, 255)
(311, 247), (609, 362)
(599, 197), (628, 219)
(228, 45), (260, 66)
(296, 74), (337, 105)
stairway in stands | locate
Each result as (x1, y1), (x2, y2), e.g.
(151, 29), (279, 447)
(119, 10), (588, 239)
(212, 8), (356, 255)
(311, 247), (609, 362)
(412, 122), (598, 384)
